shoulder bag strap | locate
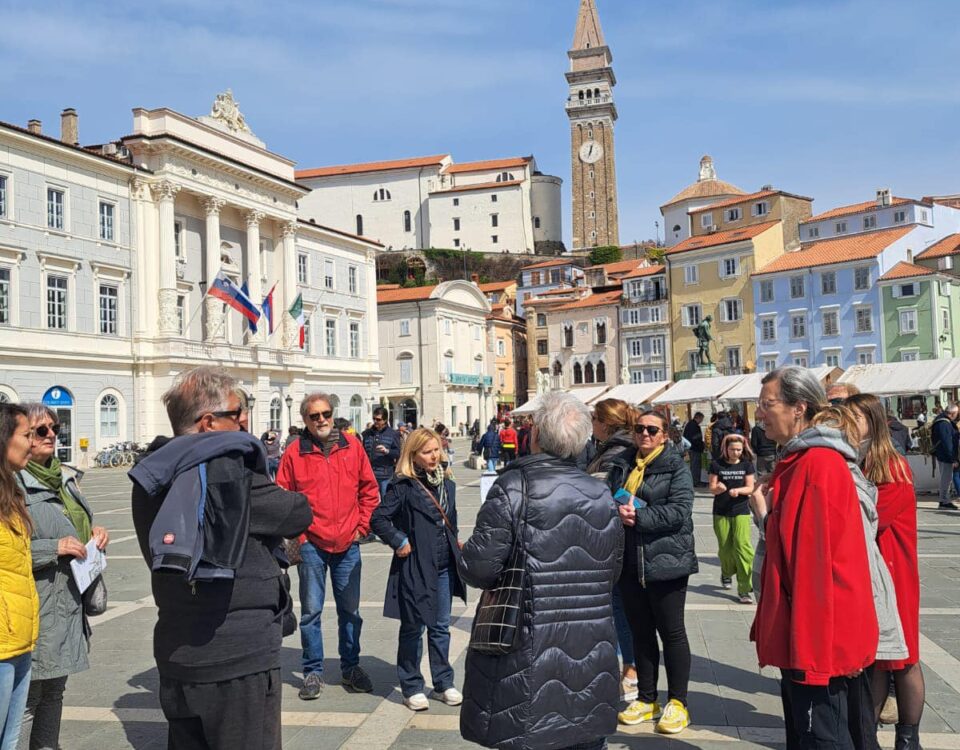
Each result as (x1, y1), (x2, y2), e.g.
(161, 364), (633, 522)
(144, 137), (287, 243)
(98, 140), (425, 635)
(413, 479), (455, 533)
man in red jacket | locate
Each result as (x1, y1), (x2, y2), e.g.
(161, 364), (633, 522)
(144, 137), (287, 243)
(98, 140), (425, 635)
(276, 392), (380, 702)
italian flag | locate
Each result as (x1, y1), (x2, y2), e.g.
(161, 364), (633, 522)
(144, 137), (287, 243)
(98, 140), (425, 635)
(289, 294), (305, 349)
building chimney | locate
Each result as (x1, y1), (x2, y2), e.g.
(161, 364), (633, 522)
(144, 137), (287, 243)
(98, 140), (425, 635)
(906, 249), (913, 264)
(27, 119), (41, 135)
(761, 184), (773, 191)
(60, 108), (78, 146)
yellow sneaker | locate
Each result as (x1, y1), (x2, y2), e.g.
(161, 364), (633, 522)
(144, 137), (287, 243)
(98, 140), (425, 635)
(655, 699), (690, 734)
(618, 700), (661, 726)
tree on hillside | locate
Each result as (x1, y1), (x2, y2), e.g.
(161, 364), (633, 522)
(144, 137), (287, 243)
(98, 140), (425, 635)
(588, 245), (622, 265)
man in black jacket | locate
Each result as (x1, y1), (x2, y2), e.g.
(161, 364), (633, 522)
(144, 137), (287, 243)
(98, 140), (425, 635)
(130, 367), (311, 750)
(683, 413), (705, 486)
(750, 421), (778, 474)
(360, 407), (402, 498)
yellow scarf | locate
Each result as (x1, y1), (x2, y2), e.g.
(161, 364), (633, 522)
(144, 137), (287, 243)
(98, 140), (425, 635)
(624, 444), (665, 497)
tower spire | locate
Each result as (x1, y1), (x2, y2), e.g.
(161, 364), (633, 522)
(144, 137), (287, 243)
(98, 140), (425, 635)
(572, 0), (606, 51)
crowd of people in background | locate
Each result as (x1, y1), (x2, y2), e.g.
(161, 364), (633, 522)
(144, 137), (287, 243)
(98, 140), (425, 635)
(0, 364), (938, 750)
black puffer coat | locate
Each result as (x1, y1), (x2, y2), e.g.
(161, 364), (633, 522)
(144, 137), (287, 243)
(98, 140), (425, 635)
(458, 453), (623, 750)
(585, 430), (635, 479)
(606, 443), (698, 584)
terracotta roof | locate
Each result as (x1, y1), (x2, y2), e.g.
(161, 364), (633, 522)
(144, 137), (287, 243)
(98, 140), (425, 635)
(478, 280), (515, 292)
(296, 154), (448, 179)
(803, 197), (920, 224)
(665, 221), (780, 256)
(430, 180), (521, 195)
(535, 286), (585, 297)
(377, 285), (439, 304)
(444, 157), (531, 174)
(586, 259), (645, 275)
(660, 178), (747, 209)
(621, 264), (666, 280)
(376, 283), (401, 290)
(522, 257), (580, 271)
(878, 261), (939, 282)
(754, 225), (913, 276)
(916, 233), (960, 260)
(694, 189), (812, 214)
(551, 290), (623, 312)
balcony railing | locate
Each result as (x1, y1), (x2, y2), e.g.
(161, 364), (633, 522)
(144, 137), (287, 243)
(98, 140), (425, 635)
(565, 94), (613, 109)
(626, 291), (669, 303)
(628, 354), (666, 366)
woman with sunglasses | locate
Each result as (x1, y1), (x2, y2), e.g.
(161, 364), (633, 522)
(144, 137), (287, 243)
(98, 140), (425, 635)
(708, 434), (756, 604)
(0, 403), (38, 750)
(608, 408), (696, 735)
(16, 404), (109, 750)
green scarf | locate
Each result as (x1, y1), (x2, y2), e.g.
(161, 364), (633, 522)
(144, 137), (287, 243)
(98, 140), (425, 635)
(25, 457), (92, 544)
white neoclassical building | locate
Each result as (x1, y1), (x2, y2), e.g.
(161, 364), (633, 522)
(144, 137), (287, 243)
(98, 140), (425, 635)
(376, 281), (493, 431)
(0, 94), (383, 463)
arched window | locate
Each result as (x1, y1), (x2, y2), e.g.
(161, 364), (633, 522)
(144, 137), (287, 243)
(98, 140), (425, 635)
(552, 361), (562, 377)
(403, 210), (412, 233)
(573, 362), (583, 384)
(596, 321), (606, 345)
(328, 394), (341, 417)
(597, 361), (606, 383)
(586, 88), (593, 98)
(269, 396), (282, 431)
(672, 224), (681, 233)
(594, 88), (600, 98)
(578, 90), (584, 101)
(350, 394), (364, 428)
(99, 394), (119, 438)
(373, 188), (391, 202)
(496, 172), (515, 183)
(356, 214), (364, 236)
(584, 362), (595, 384)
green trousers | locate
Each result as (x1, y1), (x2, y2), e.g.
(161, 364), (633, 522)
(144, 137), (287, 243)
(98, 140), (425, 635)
(713, 514), (755, 596)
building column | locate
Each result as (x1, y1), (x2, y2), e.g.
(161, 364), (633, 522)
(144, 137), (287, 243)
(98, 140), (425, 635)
(201, 197), (226, 341)
(245, 210), (265, 342)
(281, 221), (298, 349)
(152, 180), (181, 336)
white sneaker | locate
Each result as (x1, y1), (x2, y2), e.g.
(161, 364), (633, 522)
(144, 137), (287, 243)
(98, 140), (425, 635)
(404, 692), (430, 711)
(621, 676), (639, 702)
(432, 687), (463, 706)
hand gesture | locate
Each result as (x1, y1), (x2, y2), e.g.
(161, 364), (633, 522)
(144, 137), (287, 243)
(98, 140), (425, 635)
(91, 526), (110, 550)
(58, 536), (87, 559)
(618, 503), (636, 527)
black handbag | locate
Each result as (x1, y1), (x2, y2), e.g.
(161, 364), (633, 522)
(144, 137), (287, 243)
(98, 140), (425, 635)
(82, 574), (108, 617)
(468, 471), (528, 655)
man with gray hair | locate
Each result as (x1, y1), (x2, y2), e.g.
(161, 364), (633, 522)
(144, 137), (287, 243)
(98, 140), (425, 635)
(276, 391), (380, 700)
(930, 402), (960, 510)
(130, 366), (312, 749)
(458, 392), (623, 750)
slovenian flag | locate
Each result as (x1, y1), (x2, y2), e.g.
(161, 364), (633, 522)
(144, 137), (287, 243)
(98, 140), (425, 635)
(240, 281), (257, 335)
(289, 293), (305, 349)
(209, 271), (260, 327)
(262, 283), (277, 335)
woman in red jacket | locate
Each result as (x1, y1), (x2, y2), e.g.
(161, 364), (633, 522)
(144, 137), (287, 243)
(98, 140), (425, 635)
(752, 367), (879, 750)
(847, 394), (923, 750)
(498, 419), (518, 465)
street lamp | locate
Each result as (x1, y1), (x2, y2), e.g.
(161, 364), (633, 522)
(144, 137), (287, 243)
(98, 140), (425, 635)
(247, 394), (256, 433)
(285, 393), (294, 428)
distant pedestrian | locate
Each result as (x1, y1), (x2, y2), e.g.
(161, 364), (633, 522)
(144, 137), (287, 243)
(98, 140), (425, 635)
(709, 412), (734, 461)
(261, 429), (282, 478)
(499, 419), (518, 464)
(749, 420), (777, 475)
(683, 413), (705, 486)
(478, 422), (500, 472)
(361, 407), (402, 500)
(930, 404), (959, 510)
(284, 425), (301, 450)
(709, 434), (756, 603)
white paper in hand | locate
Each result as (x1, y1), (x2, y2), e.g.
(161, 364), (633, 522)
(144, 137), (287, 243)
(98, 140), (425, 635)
(69, 539), (107, 594)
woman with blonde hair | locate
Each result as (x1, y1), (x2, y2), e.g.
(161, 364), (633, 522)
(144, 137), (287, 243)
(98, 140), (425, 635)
(845, 394), (923, 750)
(708, 434), (756, 603)
(370, 428), (466, 711)
(0, 403), (38, 750)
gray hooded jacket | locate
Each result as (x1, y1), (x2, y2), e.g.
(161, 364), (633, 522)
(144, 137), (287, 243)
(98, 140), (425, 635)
(782, 426), (907, 662)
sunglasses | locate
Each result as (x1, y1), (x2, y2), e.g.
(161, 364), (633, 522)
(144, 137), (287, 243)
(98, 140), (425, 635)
(193, 408), (243, 423)
(634, 424), (662, 437)
(829, 398), (845, 406)
(34, 424), (61, 439)
(309, 410), (334, 422)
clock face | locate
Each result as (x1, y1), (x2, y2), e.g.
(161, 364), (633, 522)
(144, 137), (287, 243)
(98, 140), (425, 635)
(579, 140), (603, 164)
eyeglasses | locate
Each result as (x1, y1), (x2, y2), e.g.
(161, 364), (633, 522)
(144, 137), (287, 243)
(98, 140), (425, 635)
(309, 410), (334, 422)
(372, 417), (385, 423)
(757, 399), (784, 411)
(193, 409), (243, 423)
(34, 424), (61, 439)
(634, 425), (662, 437)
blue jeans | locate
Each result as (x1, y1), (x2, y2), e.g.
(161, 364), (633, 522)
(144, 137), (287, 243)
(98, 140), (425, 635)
(397, 567), (453, 697)
(0, 652), (31, 750)
(378, 478), (391, 500)
(298, 542), (363, 676)
(612, 583), (635, 666)
(486, 458), (497, 472)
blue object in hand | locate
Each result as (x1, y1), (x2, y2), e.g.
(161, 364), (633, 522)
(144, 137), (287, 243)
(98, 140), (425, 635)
(613, 488), (646, 509)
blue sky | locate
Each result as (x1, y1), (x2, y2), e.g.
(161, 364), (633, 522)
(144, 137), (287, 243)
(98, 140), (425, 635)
(1, 0), (957, 247)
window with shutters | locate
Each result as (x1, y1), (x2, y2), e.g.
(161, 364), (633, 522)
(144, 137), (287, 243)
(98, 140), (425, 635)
(761, 317), (776, 342)
(790, 275), (805, 299)
(855, 306), (873, 333)
(791, 314), (806, 339)
(760, 280), (774, 303)
(822, 310), (840, 337)
(899, 309), (918, 335)
(821, 271), (837, 295)
(722, 298), (742, 322)
(854, 267), (870, 290)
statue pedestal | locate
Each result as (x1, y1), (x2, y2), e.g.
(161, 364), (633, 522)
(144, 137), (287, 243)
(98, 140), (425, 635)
(692, 364), (718, 378)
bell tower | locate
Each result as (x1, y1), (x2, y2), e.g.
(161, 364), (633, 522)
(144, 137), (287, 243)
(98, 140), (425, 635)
(567, 0), (620, 250)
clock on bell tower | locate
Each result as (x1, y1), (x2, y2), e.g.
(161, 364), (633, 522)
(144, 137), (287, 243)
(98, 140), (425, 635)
(566, 0), (620, 250)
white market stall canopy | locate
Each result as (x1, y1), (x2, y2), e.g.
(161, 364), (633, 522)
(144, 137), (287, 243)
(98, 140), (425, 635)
(587, 381), (672, 406)
(510, 395), (543, 415)
(511, 385), (614, 415)
(651, 373), (749, 406)
(837, 359), (960, 397)
(721, 366), (841, 403)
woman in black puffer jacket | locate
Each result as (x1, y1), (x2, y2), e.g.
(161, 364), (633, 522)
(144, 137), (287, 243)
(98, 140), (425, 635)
(606, 408), (697, 735)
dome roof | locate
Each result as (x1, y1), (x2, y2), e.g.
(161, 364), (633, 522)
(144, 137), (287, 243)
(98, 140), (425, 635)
(660, 155), (746, 210)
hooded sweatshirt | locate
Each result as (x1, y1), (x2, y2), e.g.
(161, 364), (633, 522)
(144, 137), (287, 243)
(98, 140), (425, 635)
(751, 425), (879, 685)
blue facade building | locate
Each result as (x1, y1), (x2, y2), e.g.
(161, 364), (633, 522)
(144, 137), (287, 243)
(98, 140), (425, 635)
(516, 257), (584, 318)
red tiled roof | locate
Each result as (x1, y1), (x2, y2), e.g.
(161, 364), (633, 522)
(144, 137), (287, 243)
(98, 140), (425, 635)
(916, 233), (960, 260)
(377, 285), (439, 304)
(430, 180), (521, 195)
(660, 179), (746, 209)
(804, 197), (917, 224)
(621, 264), (666, 280)
(478, 280), (515, 292)
(878, 261), (939, 282)
(444, 157), (531, 174)
(536, 286), (584, 297)
(551, 290), (623, 312)
(522, 257), (580, 271)
(665, 221), (780, 256)
(694, 189), (813, 214)
(376, 283), (401, 290)
(754, 225), (913, 275)
(296, 154), (448, 179)
(586, 259), (645, 275)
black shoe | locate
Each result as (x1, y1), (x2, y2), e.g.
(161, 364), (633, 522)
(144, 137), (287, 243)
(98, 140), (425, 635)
(298, 672), (324, 700)
(938, 501), (959, 510)
(894, 723), (921, 750)
(342, 665), (373, 693)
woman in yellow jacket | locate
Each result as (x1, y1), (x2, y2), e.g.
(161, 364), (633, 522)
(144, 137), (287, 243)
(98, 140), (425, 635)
(0, 403), (38, 750)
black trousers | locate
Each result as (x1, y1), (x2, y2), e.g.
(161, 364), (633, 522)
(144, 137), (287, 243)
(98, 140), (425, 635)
(618, 571), (691, 706)
(159, 668), (282, 750)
